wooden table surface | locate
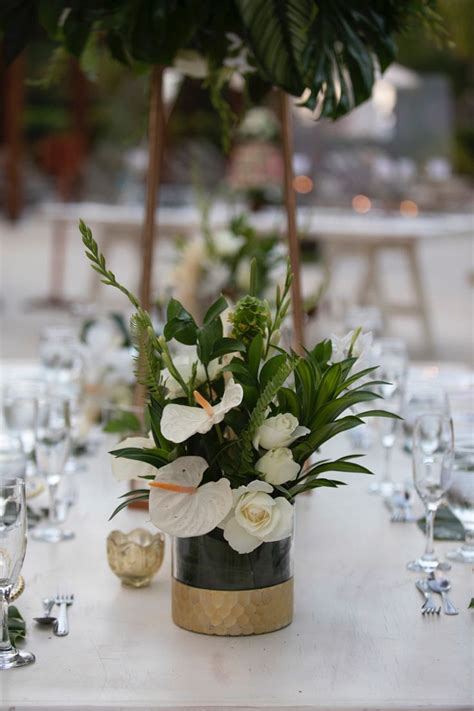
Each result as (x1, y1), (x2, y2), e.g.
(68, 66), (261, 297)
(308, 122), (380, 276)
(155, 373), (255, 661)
(1, 420), (472, 710)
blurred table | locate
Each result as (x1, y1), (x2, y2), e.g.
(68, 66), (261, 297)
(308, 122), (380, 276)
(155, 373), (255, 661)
(42, 201), (473, 353)
(1, 360), (472, 709)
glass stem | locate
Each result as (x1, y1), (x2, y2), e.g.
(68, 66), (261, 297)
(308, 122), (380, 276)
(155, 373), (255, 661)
(382, 445), (392, 484)
(0, 585), (13, 653)
(463, 527), (474, 553)
(48, 482), (59, 526)
(424, 503), (438, 558)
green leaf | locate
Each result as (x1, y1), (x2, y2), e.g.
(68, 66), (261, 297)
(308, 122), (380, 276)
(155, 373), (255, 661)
(203, 295), (228, 326)
(315, 363), (342, 410)
(469, 598), (474, 610)
(247, 333), (264, 379)
(197, 318), (223, 366)
(277, 387), (299, 418)
(210, 338), (246, 360)
(293, 416), (363, 462)
(8, 605), (26, 645)
(259, 353), (287, 390)
(109, 447), (169, 468)
(356, 410), (403, 419)
(109, 494), (150, 520)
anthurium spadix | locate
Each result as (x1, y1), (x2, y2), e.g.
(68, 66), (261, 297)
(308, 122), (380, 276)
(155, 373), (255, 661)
(148, 456), (233, 536)
(160, 378), (243, 444)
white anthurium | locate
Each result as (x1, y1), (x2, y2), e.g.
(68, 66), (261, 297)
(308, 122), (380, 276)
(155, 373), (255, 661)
(161, 378), (243, 444)
(162, 346), (222, 399)
(111, 433), (156, 481)
(221, 480), (294, 554)
(253, 413), (310, 450)
(255, 447), (300, 486)
(148, 456), (232, 537)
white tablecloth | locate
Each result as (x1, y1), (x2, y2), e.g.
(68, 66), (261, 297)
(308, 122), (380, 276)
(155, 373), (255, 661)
(1, 430), (472, 710)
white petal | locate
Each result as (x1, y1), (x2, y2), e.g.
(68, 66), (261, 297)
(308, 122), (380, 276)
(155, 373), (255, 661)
(160, 404), (210, 443)
(149, 457), (233, 537)
(290, 425), (311, 442)
(261, 498), (294, 542)
(246, 480), (274, 494)
(223, 517), (262, 553)
(110, 436), (157, 481)
(220, 378), (244, 411)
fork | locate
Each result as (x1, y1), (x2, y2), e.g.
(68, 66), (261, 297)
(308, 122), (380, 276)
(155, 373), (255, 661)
(415, 580), (440, 615)
(54, 594), (74, 636)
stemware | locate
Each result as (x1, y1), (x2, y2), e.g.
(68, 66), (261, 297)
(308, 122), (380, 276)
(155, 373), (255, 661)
(402, 381), (450, 452)
(407, 414), (454, 573)
(2, 381), (47, 478)
(445, 413), (474, 563)
(0, 478), (35, 668)
(32, 397), (73, 543)
(0, 433), (26, 480)
(369, 338), (407, 495)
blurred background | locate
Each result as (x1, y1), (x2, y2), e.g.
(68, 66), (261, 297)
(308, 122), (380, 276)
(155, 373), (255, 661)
(0, 0), (473, 364)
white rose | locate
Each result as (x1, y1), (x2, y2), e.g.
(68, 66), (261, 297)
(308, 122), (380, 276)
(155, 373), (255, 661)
(162, 347), (221, 399)
(221, 481), (293, 553)
(255, 447), (300, 486)
(253, 413), (310, 450)
(213, 230), (245, 257)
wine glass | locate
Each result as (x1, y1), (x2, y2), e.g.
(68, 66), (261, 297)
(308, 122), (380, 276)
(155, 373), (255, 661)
(369, 338), (407, 496)
(0, 478), (35, 668)
(445, 413), (474, 563)
(2, 381), (47, 478)
(32, 397), (73, 543)
(407, 414), (454, 572)
(402, 381), (450, 452)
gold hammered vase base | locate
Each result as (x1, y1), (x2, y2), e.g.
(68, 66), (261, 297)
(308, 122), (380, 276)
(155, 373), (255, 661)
(172, 577), (294, 636)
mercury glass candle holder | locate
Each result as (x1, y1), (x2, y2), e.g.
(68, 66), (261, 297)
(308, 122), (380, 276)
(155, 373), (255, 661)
(107, 528), (165, 587)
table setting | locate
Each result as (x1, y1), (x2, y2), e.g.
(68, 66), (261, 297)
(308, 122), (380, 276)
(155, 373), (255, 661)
(0, 222), (472, 711)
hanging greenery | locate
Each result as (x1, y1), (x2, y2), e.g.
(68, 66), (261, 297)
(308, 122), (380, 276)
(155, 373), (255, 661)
(2, 0), (443, 123)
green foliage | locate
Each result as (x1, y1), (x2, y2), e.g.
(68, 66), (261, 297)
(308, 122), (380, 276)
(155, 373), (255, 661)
(103, 411), (142, 434)
(8, 605), (26, 646)
(1, 1), (443, 123)
(228, 295), (270, 345)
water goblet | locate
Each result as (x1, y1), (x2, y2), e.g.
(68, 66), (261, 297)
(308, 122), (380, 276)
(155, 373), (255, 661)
(407, 414), (454, 573)
(0, 478), (35, 668)
(402, 381), (450, 453)
(445, 414), (474, 563)
(0, 433), (26, 480)
(369, 338), (407, 495)
(32, 397), (73, 543)
(2, 381), (47, 478)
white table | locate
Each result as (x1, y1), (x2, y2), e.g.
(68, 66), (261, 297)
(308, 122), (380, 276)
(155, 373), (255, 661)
(1, 432), (472, 710)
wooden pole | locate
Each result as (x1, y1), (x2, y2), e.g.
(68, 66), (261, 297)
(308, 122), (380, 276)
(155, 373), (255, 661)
(3, 52), (25, 220)
(139, 65), (165, 311)
(279, 91), (305, 351)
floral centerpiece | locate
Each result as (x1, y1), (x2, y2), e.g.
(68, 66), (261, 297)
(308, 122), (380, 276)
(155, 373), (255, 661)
(81, 221), (392, 636)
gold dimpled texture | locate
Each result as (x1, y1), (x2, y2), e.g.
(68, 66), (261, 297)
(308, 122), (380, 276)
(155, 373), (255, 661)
(172, 578), (293, 636)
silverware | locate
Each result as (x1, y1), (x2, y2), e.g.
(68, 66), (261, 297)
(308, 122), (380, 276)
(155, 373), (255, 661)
(34, 597), (57, 626)
(53, 593), (74, 636)
(415, 580), (440, 615)
(427, 573), (459, 616)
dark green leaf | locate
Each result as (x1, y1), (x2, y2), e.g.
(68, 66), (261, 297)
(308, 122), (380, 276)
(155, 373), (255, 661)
(109, 494), (150, 520)
(247, 333), (264, 379)
(259, 354), (288, 390)
(203, 295), (228, 325)
(210, 338), (246, 360)
(103, 411), (141, 434)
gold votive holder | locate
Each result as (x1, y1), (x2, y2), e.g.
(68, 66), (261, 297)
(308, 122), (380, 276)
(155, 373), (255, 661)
(106, 528), (165, 588)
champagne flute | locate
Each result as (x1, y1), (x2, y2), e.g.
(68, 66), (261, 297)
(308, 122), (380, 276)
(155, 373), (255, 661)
(32, 397), (73, 543)
(407, 414), (454, 572)
(0, 478), (35, 669)
(445, 413), (474, 563)
(369, 338), (407, 495)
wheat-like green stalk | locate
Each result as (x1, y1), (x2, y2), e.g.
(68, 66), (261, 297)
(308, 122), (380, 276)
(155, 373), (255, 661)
(240, 358), (298, 470)
(79, 220), (140, 309)
(130, 312), (162, 401)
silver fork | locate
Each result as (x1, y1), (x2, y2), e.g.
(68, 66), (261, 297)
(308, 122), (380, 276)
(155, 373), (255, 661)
(415, 580), (440, 615)
(54, 594), (74, 636)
